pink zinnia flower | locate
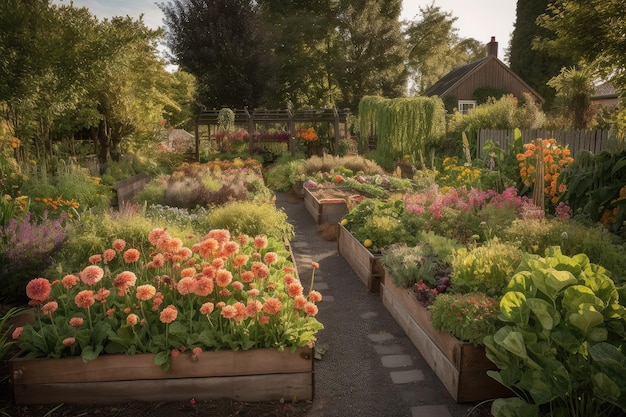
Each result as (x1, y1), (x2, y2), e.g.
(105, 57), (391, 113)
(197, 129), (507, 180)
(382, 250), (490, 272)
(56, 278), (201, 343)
(147, 228), (166, 246)
(75, 290), (95, 308)
(288, 282), (303, 297)
(42, 301), (58, 315)
(69, 317), (83, 327)
(233, 302), (247, 321)
(80, 265), (104, 285)
(293, 295), (307, 310)
(127, 313), (139, 326)
(123, 248), (140, 263)
(171, 349), (180, 358)
(200, 302), (214, 315)
(106, 308), (116, 317)
(196, 238), (219, 259)
(62, 337), (76, 347)
(114, 271), (137, 295)
(112, 238), (126, 251)
(233, 254), (249, 268)
(216, 301), (226, 309)
(258, 315), (270, 325)
(212, 258), (225, 269)
(232, 281), (244, 291)
(12, 326), (23, 339)
(304, 302), (318, 316)
(193, 276), (214, 297)
(207, 229), (230, 243)
(262, 297), (282, 315)
(26, 278), (51, 302)
(168, 237), (183, 253)
(89, 254), (102, 264)
(221, 305), (237, 319)
(247, 288), (260, 297)
(246, 300), (262, 316)
(136, 284), (156, 301)
(215, 269), (233, 287)
(221, 241), (239, 257)
(253, 236), (268, 249)
(251, 262), (269, 279)
(311, 262), (319, 269)
(151, 253), (165, 268)
(192, 347), (202, 356)
(241, 271), (255, 282)
(159, 305), (178, 323)
(94, 287), (110, 303)
(219, 289), (231, 297)
(263, 252), (278, 265)
(177, 277), (196, 295)
(180, 267), (196, 278)
(284, 274), (295, 285)
(61, 274), (78, 289)
(103, 248), (116, 262)
(308, 291), (323, 303)
(238, 234), (249, 245)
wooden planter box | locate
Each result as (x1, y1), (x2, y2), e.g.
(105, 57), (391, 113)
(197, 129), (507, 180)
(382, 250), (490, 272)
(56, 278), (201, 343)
(337, 224), (384, 293)
(381, 272), (510, 402)
(113, 173), (151, 207)
(303, 187), (349, 225)
(10, 347), (314, 405)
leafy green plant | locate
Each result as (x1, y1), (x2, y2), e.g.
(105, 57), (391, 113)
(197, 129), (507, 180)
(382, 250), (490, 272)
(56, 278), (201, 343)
(1, 307), (25, 361)
(429, 292), (500, 346)
(382, 241), (452, 289)
(484, 247), (626, 417)
(452, 239), (524, 296)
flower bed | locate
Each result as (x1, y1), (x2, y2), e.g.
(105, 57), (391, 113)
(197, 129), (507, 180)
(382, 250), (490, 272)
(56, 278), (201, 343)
(380, 271), (511, 402)
(337, 224), (383, 292)
(303, 187), (351, 225)
(10, 347), (313, 405)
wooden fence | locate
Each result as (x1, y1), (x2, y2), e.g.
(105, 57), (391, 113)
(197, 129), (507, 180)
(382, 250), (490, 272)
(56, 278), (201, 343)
(477, 129), (614, 157)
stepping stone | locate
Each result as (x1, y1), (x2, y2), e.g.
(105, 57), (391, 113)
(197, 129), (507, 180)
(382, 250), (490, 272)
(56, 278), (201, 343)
(381, 354), (413, 368)
(389, 369), (424, 384)
(292, 241), (308, 248)
(360, 311), (378, 319)
(313, 282), (329, 290)
(367, 332), (394, 343)
(321, 295), (334, 302)
(373, 344), (405, 355)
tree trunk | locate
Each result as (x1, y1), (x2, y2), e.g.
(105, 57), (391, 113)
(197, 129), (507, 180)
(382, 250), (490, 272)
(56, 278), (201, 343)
(97, 119), (110, 171)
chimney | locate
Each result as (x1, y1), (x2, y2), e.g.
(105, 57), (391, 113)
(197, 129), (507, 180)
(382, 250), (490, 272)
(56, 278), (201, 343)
(488, 36), (498, 58)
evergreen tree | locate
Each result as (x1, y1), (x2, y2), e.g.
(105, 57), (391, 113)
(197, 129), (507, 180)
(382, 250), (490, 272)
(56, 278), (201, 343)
(160, 0), (268, 109)
(509, 0), (574, 109)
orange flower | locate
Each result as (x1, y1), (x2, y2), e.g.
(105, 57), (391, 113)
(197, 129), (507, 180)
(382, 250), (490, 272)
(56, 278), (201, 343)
(112, 239), (126, 252)
(127, 314), (139, 326)
(62, 337), (76, 347)
(200, 302), (214, 315)
(42, 301), (58, 315)
(80, 265), (104, 285)
(221, 305), (237, 319)
(89, 254), (102, 264)
(26, 278), (51, 302)
(103, 249), (116, 262)
(253, 236), (268, 249)
(308, 290), (322, 302)
(288, 282), (303, 297)
(180, 267), (196, 278)
(123, 248), (140, 263)
(251, 262), (269, 279)
(136, 284), (157, 301)
(233, 254), (249, 268)
(207, 229), (230, 243)
(75, 290), (95, 309)
(69, 317), (83, 327)
(293, 295), (307, 310)
(246, 300), (263, 316)
(61, 274), (79, 289)
(241, 270), (255, 282)
(304, 302), (318, 316)
(263, 252), (278, 265)
(194, 276), (214, 297)
(12, 327), (23, 339)
(221, 241), (239, 257)
(262, 297), (282, 315)
(177, 277), (196, 295)
(159, 305), (178, 323)
(94, 288), (110, 303)
(215, 269), (233, 287)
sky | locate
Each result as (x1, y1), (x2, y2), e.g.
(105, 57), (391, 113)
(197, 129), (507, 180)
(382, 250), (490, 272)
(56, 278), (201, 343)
(55, 0), (517, 63)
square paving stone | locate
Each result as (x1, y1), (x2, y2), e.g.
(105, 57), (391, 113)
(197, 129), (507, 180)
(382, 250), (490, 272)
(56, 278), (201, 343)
(389, 369), (424, 384)
(367, 332), (394, 343)
(360, 311), (378, 319)
(313, 282), (329, 290)
(373, 344), (405, 355)
(381, 354), (413, 368)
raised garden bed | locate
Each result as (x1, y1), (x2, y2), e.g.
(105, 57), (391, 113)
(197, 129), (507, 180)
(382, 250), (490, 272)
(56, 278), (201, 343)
(380, 271), (510, 402)
(113, 173), (151, 207)
(337, 224), (383, 293)
(303, 187), (350, 225)
(10, 347), (314, 405)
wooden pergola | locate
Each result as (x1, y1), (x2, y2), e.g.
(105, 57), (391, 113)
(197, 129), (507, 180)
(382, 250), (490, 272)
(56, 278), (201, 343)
(193, 108), (350, 161)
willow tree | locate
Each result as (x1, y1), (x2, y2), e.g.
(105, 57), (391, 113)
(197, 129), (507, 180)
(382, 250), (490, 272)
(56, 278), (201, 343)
(358, 96), (446, 162)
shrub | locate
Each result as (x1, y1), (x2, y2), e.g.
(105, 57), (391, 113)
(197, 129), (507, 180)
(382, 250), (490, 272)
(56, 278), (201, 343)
(451, 239), (524, 296)
(195, 201), (294, 242)
(428, 292), (500, 346)
(382, 242), (450, 289)
(0, 212), (67, 303)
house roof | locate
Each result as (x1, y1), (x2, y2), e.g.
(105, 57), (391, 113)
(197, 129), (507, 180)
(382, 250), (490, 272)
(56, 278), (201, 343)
(593, 81), (618, 99)
(423, 55), (544, 103)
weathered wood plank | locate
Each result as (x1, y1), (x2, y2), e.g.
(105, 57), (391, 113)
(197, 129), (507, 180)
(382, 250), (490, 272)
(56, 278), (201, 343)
(337, 224), (383, 292)
(12, 372), (314, 405)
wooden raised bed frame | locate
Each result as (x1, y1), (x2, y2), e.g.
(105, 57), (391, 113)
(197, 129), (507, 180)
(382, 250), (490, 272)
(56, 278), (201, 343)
(10, 347), (314, 405)
(337, 224), (384, 293)
(303, 187), (349, 225)
(381, 272), (510, 402)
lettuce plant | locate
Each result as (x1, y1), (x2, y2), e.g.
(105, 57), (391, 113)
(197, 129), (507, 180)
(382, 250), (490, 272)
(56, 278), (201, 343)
(485, 247), (626, 417)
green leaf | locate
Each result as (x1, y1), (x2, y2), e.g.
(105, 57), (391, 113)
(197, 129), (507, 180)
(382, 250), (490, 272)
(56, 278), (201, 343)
(81, 345), (102, 362)
(507, 271), (536, 296)
(168, 321), (187, 335)
(501, 330), (528, 360)
(568, 304), (604, 337)
(550, 329), (581, 353)
(499, 291), (529, 326)
(527, 298), (559, 331)
(592, 373), (621, 403)
(154, 350), (170, 371)
(491, 397), (539, 417)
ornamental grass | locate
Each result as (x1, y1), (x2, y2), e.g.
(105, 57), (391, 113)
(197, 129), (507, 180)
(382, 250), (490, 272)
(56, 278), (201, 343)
(12, 228), (323, 371)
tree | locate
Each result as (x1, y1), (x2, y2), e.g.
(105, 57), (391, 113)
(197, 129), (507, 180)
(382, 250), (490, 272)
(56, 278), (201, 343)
(334, 0), (408, 111)
(160, 0), (268, 110)
(536, 0), (626, 99)
(547, 66), (595, 129)
(404, 5), (484, 95)
(509, 0), (575, 109)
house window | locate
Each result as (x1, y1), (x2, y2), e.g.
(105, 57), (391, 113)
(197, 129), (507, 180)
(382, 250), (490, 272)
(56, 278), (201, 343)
(458, 100), (476, 114)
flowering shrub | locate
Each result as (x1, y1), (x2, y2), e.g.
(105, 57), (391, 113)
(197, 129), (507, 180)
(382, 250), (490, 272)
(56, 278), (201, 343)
(436, 156), (482, 189)
(296, 127), (318, 142)
(517, 138), (574, 205)
(428, 292), (500, 346)
(0, 211), (67, 303)
(251, 131), (291, 143)
(13, 228), (323, 370)
(213, 129), (250, 143)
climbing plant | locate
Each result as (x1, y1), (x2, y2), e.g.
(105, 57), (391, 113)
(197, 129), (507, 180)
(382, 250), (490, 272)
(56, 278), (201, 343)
(358, 96), (446, 163)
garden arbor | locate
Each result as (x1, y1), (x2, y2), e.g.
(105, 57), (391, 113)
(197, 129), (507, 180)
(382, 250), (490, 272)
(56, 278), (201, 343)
(193, 108), (350, 161)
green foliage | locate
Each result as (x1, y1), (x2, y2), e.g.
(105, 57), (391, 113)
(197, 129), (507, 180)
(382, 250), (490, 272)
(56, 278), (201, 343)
(358, 96), (446, 161)
(547, 65), (595, 129)
(429, 292), (500, 346)
(449, 95), (518, 132)
(264, 158), (306, 192)
(0, 307), (25, 361)
(473, 86), (510, 105)
(382, 238), (455, 289)
(452, 240), (525, 296)
(134, 177), (167, 206)
(195, 201), (294, 243)
(485, 247), (626, 417)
